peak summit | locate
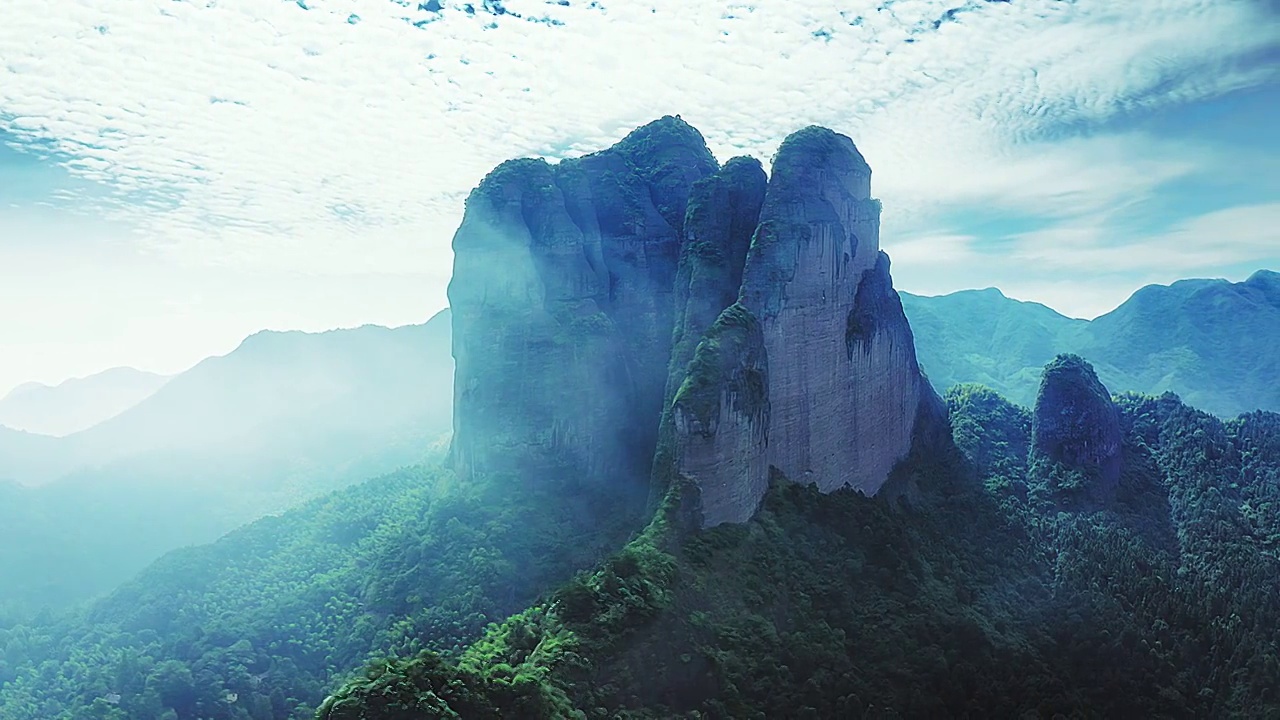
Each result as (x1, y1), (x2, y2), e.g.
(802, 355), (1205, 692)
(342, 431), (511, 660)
(1032, 354), (1122, 496)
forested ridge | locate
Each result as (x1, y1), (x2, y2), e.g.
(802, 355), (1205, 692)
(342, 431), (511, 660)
(0, 465), (642, 719)
(900, 269), (1280, 417)
(2, 379), (1278, 718)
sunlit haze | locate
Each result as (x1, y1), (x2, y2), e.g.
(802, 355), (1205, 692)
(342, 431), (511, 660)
(2, 0), (1277, 394)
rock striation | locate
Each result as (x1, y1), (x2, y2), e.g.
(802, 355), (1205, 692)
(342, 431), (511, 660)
(449, 118), (945, 527)
(1031, 354), (1123, 494)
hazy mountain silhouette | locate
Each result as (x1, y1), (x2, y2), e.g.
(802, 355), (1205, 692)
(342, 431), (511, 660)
(0, 310), (454, 616)
(0, 367), (170, 437)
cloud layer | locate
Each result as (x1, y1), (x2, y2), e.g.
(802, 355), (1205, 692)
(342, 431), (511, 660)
(0, 0), (1277, 326)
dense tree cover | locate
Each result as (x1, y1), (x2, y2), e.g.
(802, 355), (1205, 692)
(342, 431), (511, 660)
(0, 464), (642, 719)
(5, 382), (1278, 719)
(321, 385), (1280, 719)
(0, 314), (455, 621)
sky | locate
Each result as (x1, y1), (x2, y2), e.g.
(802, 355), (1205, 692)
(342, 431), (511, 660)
(0, 0), (1277, 395)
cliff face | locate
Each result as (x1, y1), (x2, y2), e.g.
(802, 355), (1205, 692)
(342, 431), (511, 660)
(667, 157), (769, 399)
(673, 127), (943, 525)
(1032, 354), (1123, 494)
(450, 119), (944, 527)
(449, 116), (716, 488)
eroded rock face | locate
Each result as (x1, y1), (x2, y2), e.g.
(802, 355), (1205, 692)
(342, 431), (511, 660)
(1032, 354), (1123, 492)
(450, 119), (944, 528)
(671, 303), (771, 526)
(672, 127), (945, 526)
(449, 117), (716, 488)
(667, 157), (768, 400)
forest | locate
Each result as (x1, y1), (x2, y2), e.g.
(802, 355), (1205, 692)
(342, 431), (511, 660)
(2, 372), (1278, 718)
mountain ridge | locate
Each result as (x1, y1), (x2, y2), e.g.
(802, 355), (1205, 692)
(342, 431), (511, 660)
(901, 270), (1280, 416)
(0, 366), (171, 437)
(0, 309), (454, 618)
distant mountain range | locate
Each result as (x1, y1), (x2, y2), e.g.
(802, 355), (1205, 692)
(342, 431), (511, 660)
(0, 367), (171, 437)
(0, 310), (454, 617)
(901, 269), (1280, 416)
(3, 267), (1274, 618)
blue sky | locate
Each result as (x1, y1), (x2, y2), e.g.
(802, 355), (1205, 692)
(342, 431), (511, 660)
(0, 0), (1277, 395)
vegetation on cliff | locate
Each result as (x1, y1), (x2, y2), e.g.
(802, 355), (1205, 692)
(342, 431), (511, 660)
(670, 303), (768, 433)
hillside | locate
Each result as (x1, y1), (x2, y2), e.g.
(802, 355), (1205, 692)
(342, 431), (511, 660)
(318, 374), (1280, 719)
(2, 367), (1276, 719)
(0, 425), (65, 485)
(0, 460), (637, 718)
(901, 269), (1280, 416)
(0, 367), (170, 437)
(899, 288), (1085, 406)
(1080, 270), (1280, 416)
(0, 311), (455, 618)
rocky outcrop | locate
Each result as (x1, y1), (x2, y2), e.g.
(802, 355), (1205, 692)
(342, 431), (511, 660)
(667, 157), (768, 399)
(669, 127), (944, 525)
(449, 116), (716, 488)
(670, 303), (771, 526)
(1032, 354), (1123, 493)
(450, 119), (944, 528)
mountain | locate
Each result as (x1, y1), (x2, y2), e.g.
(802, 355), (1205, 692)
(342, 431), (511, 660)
(1079, 269), (1280, 416)
(899, 287), (1085, 406)
(2, 120), (1276, 720)
(449, 118), (942, 529)
(0, 367), (170, 437)
(0, 425), (63, 485)
(900, 269), (1280, 416)
(0, 311), (455, 618)
(1, 313), (455, 487)
(69, 317), (453, 470)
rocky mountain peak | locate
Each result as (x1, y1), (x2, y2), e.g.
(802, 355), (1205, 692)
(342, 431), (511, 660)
(1032, 353), (1123, 494)
(448, 120), (719, 494)
(675, 125), (942, 525)
(448, 119), (945, 527)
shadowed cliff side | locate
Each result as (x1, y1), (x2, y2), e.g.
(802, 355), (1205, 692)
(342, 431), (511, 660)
(448, 116), (717, 498)
(1030, 353), (1124, 504)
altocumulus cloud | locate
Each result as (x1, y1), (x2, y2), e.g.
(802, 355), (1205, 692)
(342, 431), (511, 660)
(0, 0), (1276, 285)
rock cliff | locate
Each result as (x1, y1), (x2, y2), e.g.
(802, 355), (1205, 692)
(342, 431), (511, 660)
(449, 116), (716, 489)
(1031, 354), (1123, 495)
(450, 119), (945, 527)
(673, 127), (945, 525)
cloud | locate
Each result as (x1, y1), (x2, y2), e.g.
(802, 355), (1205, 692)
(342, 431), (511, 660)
(1011, 203), (1280, 273)
(885, 233), (983, 268)
(887, 201), (1280, 319)
(0, 0), (1275, 280)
